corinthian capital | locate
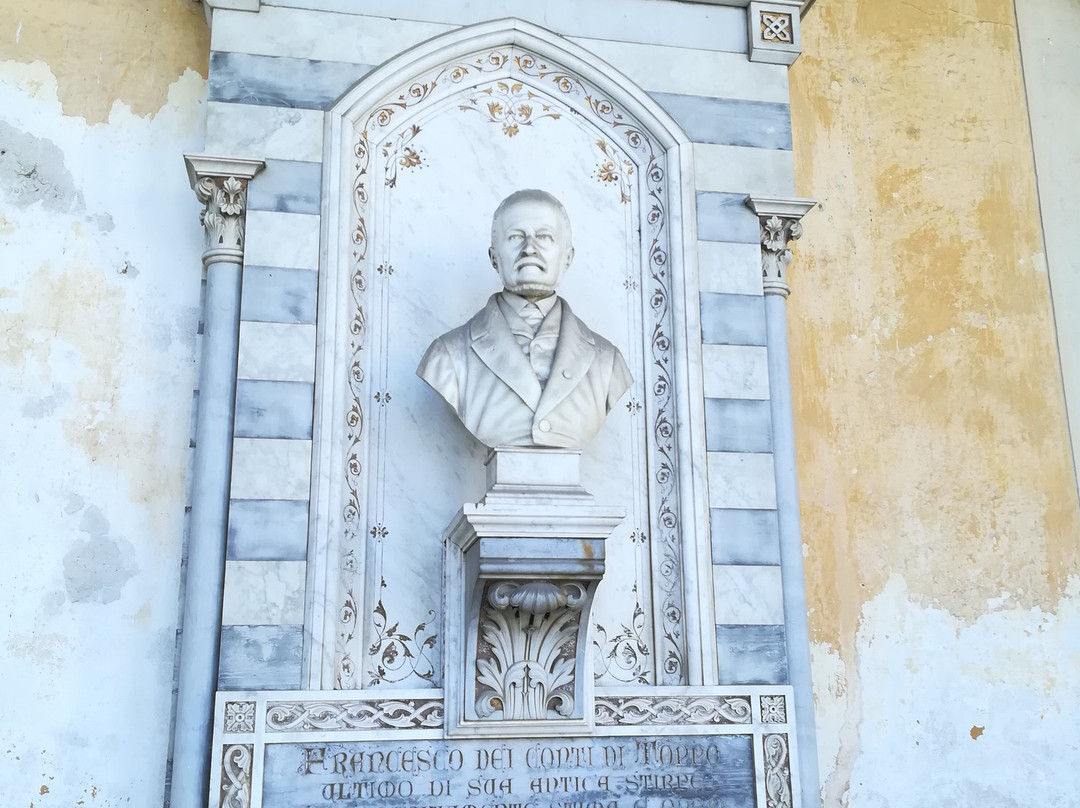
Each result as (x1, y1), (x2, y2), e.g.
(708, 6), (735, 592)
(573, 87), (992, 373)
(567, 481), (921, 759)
(745, 196), (816, 298)
(184, 154), (265, 267)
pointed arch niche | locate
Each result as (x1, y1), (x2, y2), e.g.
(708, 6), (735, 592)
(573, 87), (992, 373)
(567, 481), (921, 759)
(306, 19), (714, 693)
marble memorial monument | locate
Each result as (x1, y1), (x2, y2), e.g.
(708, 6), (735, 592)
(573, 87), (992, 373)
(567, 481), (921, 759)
(174, 13), (816, 808)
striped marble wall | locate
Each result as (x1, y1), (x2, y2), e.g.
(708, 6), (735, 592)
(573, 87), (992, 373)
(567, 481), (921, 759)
(205, 0), (793, 691)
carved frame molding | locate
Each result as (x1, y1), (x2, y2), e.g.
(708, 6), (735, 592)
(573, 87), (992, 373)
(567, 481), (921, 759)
(307, 18), (716, 692)
(207, 687), (799, 808)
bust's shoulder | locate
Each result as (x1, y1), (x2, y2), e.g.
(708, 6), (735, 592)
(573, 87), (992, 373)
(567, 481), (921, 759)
(424, 294), (499, 354)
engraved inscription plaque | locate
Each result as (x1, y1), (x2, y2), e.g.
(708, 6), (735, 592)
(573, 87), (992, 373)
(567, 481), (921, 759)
(263, 736), (754, 808)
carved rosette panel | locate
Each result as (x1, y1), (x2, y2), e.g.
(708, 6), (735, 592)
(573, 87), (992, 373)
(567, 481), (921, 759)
(763, 733), (793, 808)
(760, 694), (787, 724)
(219, 744), (253, 808)
(474, 581), (586, 720)
(194, 175), (249, 264)
(759, 214), (804, 297)
(223, 701), (256, 734)
(337, 44), (686, 689)
(266, 699), (444, 732)
(594, 695), (752, 726)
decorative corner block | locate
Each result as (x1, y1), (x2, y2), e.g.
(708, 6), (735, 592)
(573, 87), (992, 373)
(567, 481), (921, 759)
(748, 1), (803, 66)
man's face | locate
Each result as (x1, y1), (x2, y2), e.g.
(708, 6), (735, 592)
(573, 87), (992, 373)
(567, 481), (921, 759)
(489, 198), (574, 301)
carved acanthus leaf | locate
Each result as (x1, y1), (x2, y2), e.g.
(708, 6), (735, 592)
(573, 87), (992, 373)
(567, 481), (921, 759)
(475, 581), (585, 720)
(763, 733), (793, 808)
(759, 214), (805, 296)
(194, 175), (249, 262)
(220, 744), (253, 808)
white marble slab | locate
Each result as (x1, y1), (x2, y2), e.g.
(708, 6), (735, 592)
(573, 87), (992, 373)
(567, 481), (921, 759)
(571, 38), (790, 104)
(712, 564), (784, 625)
(258, 0), (748, 53)
(244, 211), (320, 270)
(693, 143), (796, 197)
(222, 560), (307, 624)
(230, 438), (313, 500)
(702, 344), (770, 400)
(205, 101), (325, 163)
(237, 322), (316, 382)
(698, 241), (763, 297)
(212, 6), (451, 63)
(706, 451), (777, 510)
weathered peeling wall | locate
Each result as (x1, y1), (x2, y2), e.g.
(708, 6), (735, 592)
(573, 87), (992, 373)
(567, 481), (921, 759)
(0, 2), (208, 803)
(0, 1), (209, 123)
(788, 0), (1080, 803)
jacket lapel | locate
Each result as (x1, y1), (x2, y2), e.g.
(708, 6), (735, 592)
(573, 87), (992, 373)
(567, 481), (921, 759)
(470, 294), (543, 410)
(536, 300), (597, 420)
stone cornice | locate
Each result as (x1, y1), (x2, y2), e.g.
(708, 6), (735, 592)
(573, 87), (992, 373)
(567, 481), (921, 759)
(200, 0), (260, 27)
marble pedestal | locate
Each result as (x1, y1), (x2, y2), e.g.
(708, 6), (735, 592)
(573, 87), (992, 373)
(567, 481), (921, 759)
(443, 448), (625, 736)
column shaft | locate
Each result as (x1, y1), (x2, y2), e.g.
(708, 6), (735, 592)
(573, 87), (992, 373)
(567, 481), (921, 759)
(171, 259), (243, 808)
(765, 292), (821, 808)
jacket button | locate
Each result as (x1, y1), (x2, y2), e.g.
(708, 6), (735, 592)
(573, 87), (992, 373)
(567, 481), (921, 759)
(562, 370), (572, 379)
(538, 420), (551, 432)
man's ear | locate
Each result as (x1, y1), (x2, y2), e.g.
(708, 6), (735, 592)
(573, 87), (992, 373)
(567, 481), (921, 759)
(489, 246), (497, 270)
(564, 246), (575, 270)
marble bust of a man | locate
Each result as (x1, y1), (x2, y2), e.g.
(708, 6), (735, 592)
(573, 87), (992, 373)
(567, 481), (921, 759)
(417, 189), (633, 448)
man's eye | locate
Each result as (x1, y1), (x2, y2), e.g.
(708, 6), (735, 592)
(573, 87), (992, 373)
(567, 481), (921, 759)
(537, 234), (553, 241)
(508, 233), (523, 241)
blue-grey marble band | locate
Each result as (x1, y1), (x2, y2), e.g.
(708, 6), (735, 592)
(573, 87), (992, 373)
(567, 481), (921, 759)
(711, 508), (781, 565)
(715, 624), (788, 686)
(705, 397), (773, 453)
(696, 192), (761, 244)
(209, 51), (376, 109)
(649, 92), (792, 150)
(242, 265), (319, 324)
(234, 379), (315, 439)
(700, 293), (767, 346)
(218, 624), (304, 690)
(228, 499), (309, 561)
(246, 159), (322, 215)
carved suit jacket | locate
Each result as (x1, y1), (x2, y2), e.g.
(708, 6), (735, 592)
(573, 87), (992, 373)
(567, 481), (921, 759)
(417, 293), (633, 448)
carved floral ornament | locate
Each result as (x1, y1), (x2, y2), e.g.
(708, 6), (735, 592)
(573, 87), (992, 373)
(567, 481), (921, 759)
(475, 581), (587, 721)
(182, 155), (265, 267)
(220, 744), (253, 808)
(223, 701), (256, 734)
(763, 733), (794, 808)
(745, 197), (817, 297)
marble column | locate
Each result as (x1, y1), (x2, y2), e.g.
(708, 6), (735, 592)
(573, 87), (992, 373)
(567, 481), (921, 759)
(171, 155), (264, 808)
(746, 195), (820, 808)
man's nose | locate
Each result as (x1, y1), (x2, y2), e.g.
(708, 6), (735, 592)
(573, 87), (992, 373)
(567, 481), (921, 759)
(521, 235), (538, 253)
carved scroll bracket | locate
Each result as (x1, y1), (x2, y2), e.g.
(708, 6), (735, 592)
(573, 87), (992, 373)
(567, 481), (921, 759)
(184, 154), (265, 268)
(745, 196), (817, 298)
(443, 448), (625, 736)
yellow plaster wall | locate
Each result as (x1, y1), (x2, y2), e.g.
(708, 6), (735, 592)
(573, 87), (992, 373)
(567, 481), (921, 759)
(789, 0), (1080, 800)
(0, 0), (208, 122)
